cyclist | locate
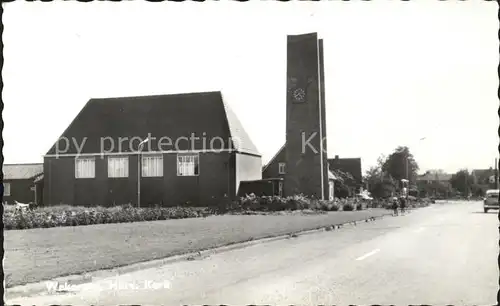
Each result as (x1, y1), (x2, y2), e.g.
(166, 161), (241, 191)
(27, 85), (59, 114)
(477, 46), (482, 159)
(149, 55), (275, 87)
(399, 196), (406, 214)
(392, 197), (399, 216)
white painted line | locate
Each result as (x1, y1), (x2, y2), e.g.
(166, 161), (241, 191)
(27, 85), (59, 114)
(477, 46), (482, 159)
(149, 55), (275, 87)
(356, 249), (380, 261)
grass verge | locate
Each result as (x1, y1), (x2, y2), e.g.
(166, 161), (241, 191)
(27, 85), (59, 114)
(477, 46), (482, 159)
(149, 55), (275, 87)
(5, 209), (388, 287)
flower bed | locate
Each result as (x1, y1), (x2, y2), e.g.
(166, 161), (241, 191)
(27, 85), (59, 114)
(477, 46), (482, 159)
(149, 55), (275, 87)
(3, 204), (212, 230)
(235, 194), (362, 212)
(3, 195), (365, 230)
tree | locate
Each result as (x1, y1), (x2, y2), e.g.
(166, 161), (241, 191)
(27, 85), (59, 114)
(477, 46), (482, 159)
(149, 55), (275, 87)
(334, 182), (350, 198)
(363, 154), (397, 199)
(382, 146), (419, 188)
(333, 169), (356, 198)
(370, 175), (396, 199)
(450, 169), (474, 195)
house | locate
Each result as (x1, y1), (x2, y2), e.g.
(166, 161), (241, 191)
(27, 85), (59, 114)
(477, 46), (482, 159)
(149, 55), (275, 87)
(328, 155), (363, 195)
(416, 170), (452, 197)
(471, 168), (497, 191)
(262, 144), (286, 180)
(262, 143), (338, 199)
(2, 163), (44, 205)
(43, 91), (262, 207)
(416, 170), (452, 185)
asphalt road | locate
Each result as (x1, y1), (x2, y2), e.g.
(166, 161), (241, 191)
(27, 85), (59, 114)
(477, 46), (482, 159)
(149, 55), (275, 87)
(6, 201), (498, 305)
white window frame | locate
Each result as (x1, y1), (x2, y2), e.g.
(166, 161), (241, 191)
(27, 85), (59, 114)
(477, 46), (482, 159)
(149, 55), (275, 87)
(278, 162), (286, 174)
(142, 154), (163, 177)
(4, 182), (11, 196)
(108, 156), (129, 178)
(177, 153), (200, 177)
(75, 157), (96, 179)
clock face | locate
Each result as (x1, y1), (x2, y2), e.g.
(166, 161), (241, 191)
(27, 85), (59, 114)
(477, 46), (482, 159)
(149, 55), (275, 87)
(292, 88), (306, 102)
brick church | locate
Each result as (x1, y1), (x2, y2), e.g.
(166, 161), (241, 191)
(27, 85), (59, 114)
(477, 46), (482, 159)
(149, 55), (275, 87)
(242, 32), (337, 200)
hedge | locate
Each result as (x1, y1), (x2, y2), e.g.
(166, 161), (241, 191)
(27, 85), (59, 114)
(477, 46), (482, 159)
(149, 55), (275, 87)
(3, 204), (212, 230)
(4, 195), (366, 230)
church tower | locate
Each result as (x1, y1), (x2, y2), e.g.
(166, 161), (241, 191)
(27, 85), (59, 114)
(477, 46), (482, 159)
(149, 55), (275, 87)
(284, 32), (329, 200)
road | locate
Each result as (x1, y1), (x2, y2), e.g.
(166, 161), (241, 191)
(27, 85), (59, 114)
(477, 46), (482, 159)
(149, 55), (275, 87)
(6, 201), (498, 305)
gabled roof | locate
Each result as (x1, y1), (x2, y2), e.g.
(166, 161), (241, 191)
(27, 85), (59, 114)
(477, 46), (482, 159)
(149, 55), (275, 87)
(46, 91), (260, 156)
(34, 173), (44, 183)
(262, 143), (285, 172)
(417, 172), (452, 181)
(328, 157), (362, 184)
(472, 169), (494, 178)
(3, 163), (43, 180)
(220, 95), (260, 156)
(328, 170), (338, 180)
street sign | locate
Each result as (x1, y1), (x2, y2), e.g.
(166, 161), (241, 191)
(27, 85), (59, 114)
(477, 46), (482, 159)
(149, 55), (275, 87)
(30, 187), (36, 191)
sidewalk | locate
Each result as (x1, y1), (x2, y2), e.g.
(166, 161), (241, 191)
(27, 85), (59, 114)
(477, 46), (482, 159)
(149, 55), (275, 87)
(5, 209), (390, 291)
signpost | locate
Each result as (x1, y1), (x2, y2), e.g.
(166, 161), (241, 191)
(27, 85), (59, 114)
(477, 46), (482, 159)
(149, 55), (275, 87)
(401, 179), (409, 202)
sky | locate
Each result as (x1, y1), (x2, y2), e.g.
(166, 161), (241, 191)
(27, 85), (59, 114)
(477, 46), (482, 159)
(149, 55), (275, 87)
(3, 1), (499, 175)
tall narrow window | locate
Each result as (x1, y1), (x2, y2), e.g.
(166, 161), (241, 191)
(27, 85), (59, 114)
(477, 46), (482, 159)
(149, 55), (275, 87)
(142, 154), (163, 177)
(75, 157), (96, 179)
(3, 183), (11, 196)
(177, 153), (200, 176)
(278, 162), (286, 174)
(108, 156), (129, 178)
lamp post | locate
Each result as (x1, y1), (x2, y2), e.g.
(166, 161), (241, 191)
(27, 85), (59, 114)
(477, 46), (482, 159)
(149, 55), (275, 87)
(137, 138), (149, 208)
(404, 136), (429, 199)
(464, 169), (468, 200)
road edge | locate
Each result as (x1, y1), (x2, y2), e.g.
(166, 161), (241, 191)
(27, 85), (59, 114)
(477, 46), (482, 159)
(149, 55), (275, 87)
(5, 212), (391, 300)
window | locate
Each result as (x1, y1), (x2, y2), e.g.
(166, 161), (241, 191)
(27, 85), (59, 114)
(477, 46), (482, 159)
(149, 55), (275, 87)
(177, 153), (200, 176)
(278, 181), (283, 197)
(108, 156), (129, 178)
(329, 181), (334, 200)
(3, 182), (10, 196)
(278, 162), (286, 174)
(142, 154), (163, 177)
(75, 157), (96, 178)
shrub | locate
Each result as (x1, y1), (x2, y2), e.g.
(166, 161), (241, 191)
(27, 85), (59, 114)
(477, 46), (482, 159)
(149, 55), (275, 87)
(342, 203), (355, 211)
(329, 203), (340, 211)
(317, 200), (340, 211)
(286, 194), (310, 210)
(316, 200), (329, 211)
(356, 203), (364, 211)
(239, 194), (261, 211)
(3, 205), (213, 231)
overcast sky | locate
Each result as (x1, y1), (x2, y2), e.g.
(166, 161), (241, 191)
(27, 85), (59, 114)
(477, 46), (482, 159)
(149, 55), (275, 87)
(3, 1), (498, 174)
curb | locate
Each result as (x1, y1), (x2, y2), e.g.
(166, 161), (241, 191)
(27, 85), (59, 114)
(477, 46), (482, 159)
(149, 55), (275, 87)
(5, 212), (390, 300)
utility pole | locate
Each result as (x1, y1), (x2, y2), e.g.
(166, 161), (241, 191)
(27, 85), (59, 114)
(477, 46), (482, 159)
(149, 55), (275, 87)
(406, 157), (409, 182)
(137, 138), (149, 208)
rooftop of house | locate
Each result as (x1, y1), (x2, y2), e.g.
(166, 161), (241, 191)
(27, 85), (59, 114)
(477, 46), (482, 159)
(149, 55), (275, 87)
(46, 91), (260, 157)
(262, 144), (285, 172)
(3, 163), (43, 180)
(472, 168), (494, 177)
(417, 172), (452, 182)
(328, 156), (362, 184)
(328, 169), (338, 180)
